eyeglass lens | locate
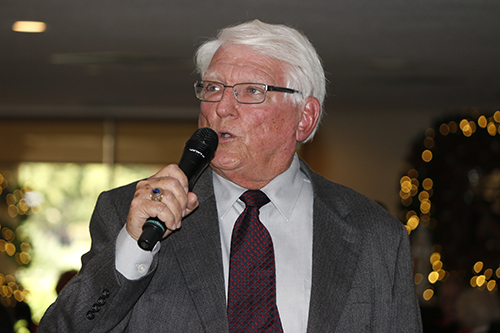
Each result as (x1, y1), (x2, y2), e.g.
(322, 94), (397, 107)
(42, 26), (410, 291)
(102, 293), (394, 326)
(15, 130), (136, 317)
(196, 81), (268, 104)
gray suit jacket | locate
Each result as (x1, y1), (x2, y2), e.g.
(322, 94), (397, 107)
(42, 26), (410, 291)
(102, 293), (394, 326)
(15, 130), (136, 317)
(38, 159), (422, 332)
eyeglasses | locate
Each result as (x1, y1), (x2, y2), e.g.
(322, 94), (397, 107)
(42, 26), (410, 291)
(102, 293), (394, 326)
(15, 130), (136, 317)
(194, 80), (301, 104)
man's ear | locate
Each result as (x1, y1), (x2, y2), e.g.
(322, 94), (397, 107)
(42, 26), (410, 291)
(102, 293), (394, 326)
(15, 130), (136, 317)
(296, 96), (321, 142)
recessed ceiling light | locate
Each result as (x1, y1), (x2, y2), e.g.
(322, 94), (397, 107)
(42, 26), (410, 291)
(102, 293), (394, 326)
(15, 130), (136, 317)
(12, 21), (47, 33)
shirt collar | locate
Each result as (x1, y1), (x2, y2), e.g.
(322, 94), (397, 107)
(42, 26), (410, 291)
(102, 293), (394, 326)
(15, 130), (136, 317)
(212, 154), (308, 221)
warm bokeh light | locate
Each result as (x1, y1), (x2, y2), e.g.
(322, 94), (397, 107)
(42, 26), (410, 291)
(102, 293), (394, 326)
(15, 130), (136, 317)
(459, 119), (469, 130)
(5, 242), (16, 256)
(430, 252), (441, 264)
(437, 269), (446, 281)
(424, 137), (434, 149)
(423, 288), (434, 301)
(429, 272), (442, 284)
(408, 169), (418, 178)
(414, 273), (423, 285)
(487, 123), (497, 136)
(418, 191), (429, 202)
(422, 178), (433, 191)
(2, 227), (15, 241)
(485, 268), (493, 280)
(0, 273), (28, 306)
(432, 260), (443, 271)
(470, 276), (478, 287)
(407, 215), (419, 230)
(478, 115), (488, 128)
(420, 199), (431, 214)
(473, 261), (484, 274)
(439, 123), (449, 135)
(487, 280), (497, 292)
(448, 121), (458, 133)
(421, 150), (433, 162)
(400, 177), (412, 193)
(476, 275), (486, 287)
(425, 128), (435, 138)
(494, 110), (500, 122)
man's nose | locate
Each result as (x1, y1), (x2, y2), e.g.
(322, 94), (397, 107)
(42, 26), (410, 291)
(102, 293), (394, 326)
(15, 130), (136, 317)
(215, 87), (238, 117)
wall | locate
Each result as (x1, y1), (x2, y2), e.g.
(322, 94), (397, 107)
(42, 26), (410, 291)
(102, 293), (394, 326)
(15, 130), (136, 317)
(307, 108), (445, 216)
(0, 110), (446, 218)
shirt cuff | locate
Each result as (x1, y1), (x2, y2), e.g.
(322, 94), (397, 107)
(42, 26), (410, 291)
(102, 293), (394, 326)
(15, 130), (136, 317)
(115, 225), (160, 280)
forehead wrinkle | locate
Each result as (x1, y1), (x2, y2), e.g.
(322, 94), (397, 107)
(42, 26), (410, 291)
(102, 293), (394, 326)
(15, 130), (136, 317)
(203, 46), (286, 86)
(205, 65), (275, 86)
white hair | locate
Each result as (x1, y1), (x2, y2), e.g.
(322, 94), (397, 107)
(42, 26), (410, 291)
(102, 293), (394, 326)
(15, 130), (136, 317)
(195, 20), (326, 142)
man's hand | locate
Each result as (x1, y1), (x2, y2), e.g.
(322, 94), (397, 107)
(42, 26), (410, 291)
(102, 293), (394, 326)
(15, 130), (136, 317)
(126, 164), (199, 241)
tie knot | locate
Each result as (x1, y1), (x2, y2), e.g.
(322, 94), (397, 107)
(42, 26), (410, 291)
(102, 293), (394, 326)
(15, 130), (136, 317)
(240, 190), (270, 209)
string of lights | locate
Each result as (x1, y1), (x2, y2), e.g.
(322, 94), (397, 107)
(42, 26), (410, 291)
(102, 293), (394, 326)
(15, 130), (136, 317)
(400, 110), (500, 302)
(0, 171), (36, 307)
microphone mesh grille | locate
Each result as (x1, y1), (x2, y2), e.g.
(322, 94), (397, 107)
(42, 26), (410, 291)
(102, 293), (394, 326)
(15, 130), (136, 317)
(192, 127), (218, 153)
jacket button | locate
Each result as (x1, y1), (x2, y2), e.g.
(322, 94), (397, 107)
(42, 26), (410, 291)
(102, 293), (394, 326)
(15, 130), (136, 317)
(101, 289), (110, 298)
(86, 311), (95, 320)
(96, 296), (107, 306)
(91, 304), (101, 312)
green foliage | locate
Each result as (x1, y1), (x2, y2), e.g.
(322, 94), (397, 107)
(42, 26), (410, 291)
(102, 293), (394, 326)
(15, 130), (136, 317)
(15, 162), (157, 323)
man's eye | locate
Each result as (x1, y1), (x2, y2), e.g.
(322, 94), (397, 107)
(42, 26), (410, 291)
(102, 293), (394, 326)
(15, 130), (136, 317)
(205, 84), (221, 92)
(245, 85), (265, 95)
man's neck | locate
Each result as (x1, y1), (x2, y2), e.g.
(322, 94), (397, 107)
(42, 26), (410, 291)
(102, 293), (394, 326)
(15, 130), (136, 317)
(210, 155), (295, 190)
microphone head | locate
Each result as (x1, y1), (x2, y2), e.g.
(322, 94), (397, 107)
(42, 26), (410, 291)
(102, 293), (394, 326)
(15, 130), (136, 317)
(179, 127), (218, 187)
(185, 127), (218, 161)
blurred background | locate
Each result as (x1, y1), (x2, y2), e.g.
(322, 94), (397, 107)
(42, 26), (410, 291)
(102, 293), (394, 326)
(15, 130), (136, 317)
(1, 0), (499, 331)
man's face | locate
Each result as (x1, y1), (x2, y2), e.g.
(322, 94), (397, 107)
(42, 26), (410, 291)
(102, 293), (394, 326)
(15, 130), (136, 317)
(198, 44), (304, 189)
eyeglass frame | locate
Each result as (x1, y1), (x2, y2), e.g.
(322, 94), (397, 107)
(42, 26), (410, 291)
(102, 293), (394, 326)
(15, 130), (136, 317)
(194, 80), (301, 104)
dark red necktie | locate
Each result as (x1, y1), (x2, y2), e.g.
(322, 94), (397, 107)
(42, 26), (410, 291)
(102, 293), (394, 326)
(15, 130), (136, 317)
(227, 190), (283, 333)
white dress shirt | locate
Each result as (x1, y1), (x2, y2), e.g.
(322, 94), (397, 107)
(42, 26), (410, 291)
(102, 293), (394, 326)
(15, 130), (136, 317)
(116, 154), (313, 332)
(213, 154), (313, 333)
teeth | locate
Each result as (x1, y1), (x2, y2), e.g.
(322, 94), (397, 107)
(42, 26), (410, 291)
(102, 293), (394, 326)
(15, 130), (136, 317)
(221, 133), (231, 138)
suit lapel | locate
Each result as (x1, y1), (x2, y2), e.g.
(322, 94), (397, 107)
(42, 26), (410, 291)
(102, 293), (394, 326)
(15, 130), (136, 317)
(163, 161), (364, 332)
(302, 163), (364, 332)
(168, 169), (229, 332)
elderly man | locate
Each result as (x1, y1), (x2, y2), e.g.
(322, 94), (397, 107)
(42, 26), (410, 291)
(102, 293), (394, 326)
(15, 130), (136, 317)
(38, 20), (422, 332)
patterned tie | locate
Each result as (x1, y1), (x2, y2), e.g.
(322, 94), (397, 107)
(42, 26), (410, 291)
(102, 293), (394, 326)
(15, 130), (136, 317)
(227, 190), (283, 333)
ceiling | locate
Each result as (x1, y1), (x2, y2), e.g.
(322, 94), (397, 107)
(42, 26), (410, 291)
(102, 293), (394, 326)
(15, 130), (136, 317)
(1, 0), (499, 121)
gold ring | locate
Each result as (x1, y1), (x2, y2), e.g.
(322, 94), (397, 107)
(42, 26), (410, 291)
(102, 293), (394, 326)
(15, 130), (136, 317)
(150, 188), (164, 201)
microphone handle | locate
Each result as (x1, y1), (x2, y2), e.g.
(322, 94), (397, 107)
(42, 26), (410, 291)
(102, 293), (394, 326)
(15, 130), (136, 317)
(137, 160), (208, 251)
(137, 127), (218, 251)
(138, 217), (165, 251)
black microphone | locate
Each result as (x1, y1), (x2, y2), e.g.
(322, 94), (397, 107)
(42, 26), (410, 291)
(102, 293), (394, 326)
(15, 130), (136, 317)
(137, 127), (218, 251)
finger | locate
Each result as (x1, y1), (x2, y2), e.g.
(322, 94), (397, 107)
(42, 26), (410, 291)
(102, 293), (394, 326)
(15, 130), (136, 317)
(155, 188), (184, 227)
(127, 183), (184, 240)
(127, 195), (180, 240)
(135, 174), (189, 221)
(182, 192), (199, 219)
(154, 191), (198, 231)
(146, 177), (188, 208)
(150, 164), (189, 193)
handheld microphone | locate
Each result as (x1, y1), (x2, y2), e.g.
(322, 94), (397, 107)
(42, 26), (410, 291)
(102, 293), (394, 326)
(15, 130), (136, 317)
(137, 127), (218, 251)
